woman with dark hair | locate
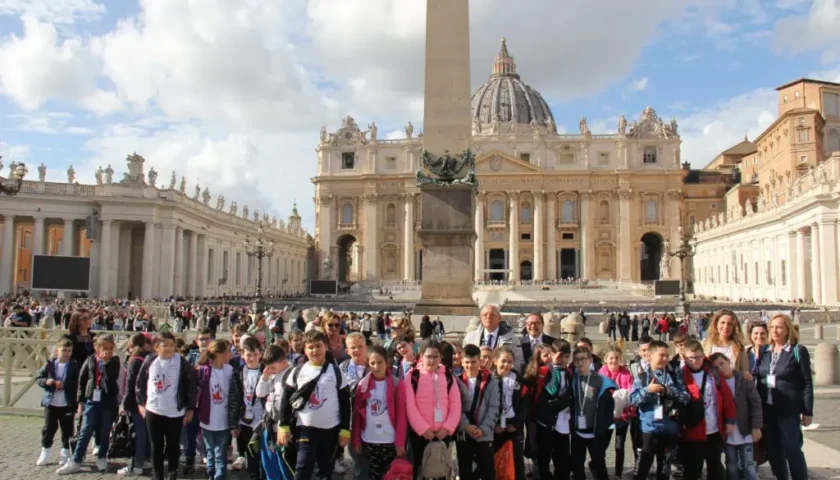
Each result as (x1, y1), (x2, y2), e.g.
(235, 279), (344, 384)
(65, 308), (95, 365)
(419, 315), (433, 341)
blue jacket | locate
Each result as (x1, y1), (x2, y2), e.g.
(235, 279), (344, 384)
(629, 366), (689, 435)
(36, 359), (81, 409)
(570, 372), (617, 437)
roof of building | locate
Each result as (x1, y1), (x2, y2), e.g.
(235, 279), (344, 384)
(722, 138), (757, 156)
(776, 77), (840, 91)
(470, 38), (556, 133)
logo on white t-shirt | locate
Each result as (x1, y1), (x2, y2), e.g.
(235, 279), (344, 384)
(211, 383), (226, 405)
(308, 384), (325, 410)
(369, 396), (385, 416)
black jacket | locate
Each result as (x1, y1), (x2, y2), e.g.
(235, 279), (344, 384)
(37, 358), (81, 409)
(419, 319), (433, 339)
(65, 332), (96, 366)
(122, 351), (151, 413)
(520, 334), (556, 366)
(756, 344), (813, 417)
(494, 370), (531, 430)
(136, 354), (197, 413)
(229, 364), (267, 430)
(78, 355), (122, 406)
(533, 365), (572, 429)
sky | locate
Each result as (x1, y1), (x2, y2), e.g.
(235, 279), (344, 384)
(1, 0), (839, 234)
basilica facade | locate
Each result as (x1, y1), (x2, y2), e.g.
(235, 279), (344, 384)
(313, 39), (726, 285)
(0, 154), (310, 298)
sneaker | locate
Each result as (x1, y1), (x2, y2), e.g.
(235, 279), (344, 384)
(118, 466), (143, 475)
(96, 458), (108, 472)
(92, 445), (100, 456)
(58, 449), (70, 467)
(333, 460), (346, 474)
(231, 456), (246, 470)
(36, 447), (51, 466)
(57, 461), (81, 475)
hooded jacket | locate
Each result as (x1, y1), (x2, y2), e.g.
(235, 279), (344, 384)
(37, 358), (81, 409)
(457, 369), (499, 441)
(351, 373), (407, 451)
(570, 371), (617, 437)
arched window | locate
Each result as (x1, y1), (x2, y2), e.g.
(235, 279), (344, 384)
(645, 199), (658, 223)
(490, 200), (504, 222)
(828, 129), (840, 153)
(386, 203), (396, 226)
(561, 199), (575, 222)
(520, 202), (532, 224)
(599, 200), (610, 224)
(341, 203), (354, 225)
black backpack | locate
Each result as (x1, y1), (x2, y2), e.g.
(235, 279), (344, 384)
(107, 412), (135, 459)
(410, 366), (455, 394)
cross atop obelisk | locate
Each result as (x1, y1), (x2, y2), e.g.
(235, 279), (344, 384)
(414, 0), (478, 316)
(423, 0), (472, 155)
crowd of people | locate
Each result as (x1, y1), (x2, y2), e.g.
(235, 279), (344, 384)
(25, 299), (815, 480)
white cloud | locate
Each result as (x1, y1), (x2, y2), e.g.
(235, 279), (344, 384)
(629, 77), (649, 92)
(0, 0), (105, 24)
(773, 0), (840, 62)
(0, 141), (31, 162)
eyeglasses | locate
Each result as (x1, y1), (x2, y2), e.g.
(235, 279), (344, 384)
(327, 323), (340, 328)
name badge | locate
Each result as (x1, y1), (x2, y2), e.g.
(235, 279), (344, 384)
(500, 415), (507, 428)
(767, 375), (776, 388)
(92, 389), (102, 403)
(654, 405), (664, 420)
(577, 414), (587, 430)
(434, 407), (443, 423)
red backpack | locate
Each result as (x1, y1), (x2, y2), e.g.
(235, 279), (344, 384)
(384, 457), (413, 480)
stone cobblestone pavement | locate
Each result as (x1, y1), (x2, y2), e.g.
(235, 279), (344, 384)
(3, 415), (840, 480)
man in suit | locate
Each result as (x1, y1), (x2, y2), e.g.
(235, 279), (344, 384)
(520, 313), (556, 369)
(463, 304), (524, 370)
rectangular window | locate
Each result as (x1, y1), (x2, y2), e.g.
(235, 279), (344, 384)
(744, 263), (748, 284)
(558, 153), (574, 165)
(341, 152), (355, 169)
(798, 129), (808, 142)
(521, 233), (532, 241)
(800, 154), (808, 164)
(222, 251), (229, 283)
(519, 153), (531, 163)
(781, 260), (786, 286)
(643, 146), (657, 164)
(561, 232), (574, 240)
(598, 152), (609, 165)
(236, 252), (241, 285)
(207, 249), (215, 283)
(386, 156), (397, 169)
(824, 92), (840, 117)
(754, 262), (758, 284)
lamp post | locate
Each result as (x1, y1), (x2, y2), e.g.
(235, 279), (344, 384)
(0, 157), (28, 196)
(665, 224), (696, 317)
(244, 222), (275, 314)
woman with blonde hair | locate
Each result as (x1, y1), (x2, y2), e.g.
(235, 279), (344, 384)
(320, 312), (349, 364)
(384, 315), (415, 351)
(702, 309), (750, 376)
(756, 313), (812, 480)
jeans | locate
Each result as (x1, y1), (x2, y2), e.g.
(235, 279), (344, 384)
(203, 429), (230, 480)
(42, 405), (74, 449)
(145, 410), (183, 479)
(294, 426), (340, 480)
(765, 409), (808, 480)
(72, 401), (117, 464)
(130, 410), (150, 469)
(724, 443), (758, 480)
(182, 413), (204, 458)
(681, 433), (724, 480)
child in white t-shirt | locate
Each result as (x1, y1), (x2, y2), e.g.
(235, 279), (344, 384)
(711, 353), (762, 480)
(257, 344), (292, 479)
(196, 340), (234, 480)
(230, 337), (265, 478)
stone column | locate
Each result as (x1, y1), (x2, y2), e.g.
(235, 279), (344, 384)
(474, 192), (485, 282)
(666, 190), (682, 279)
(787, 231), (798, 300)
(546, 195), (557, 280)
(820, 220), (837, 304)
(99, 220), (112, 297)
(810, 224), (822, 304)
(62, 219), (75, 256)
(796, 229), (806, 300)
(508, 192), (520, 282)
(317, 195), (333, 278)
(174, 227), (184, 296)
(159, 224), (176, 297)
(618, 190), (632, 281)
(188, 231), (198, 297)
(33, 216), (46, 257)
(404, 193), (416, 281)
(196, 234), (206, 296)
(579, 191), (590, 279)
(141, 222), (156, 298)
(533, 192), (545, 281)
(363, 194), (379, 282)
(1, 216), (15, 294)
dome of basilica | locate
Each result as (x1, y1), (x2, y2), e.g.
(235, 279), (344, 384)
(471, 38), (556, 135)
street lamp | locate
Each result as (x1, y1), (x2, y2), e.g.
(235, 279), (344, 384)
(244, 222), (275, 313)
(665, 224), (697, 317)
(0, 157), (28, 196)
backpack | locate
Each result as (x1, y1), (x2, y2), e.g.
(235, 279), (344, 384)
(107, 412), (135, 459)
(288, 362), (342, 411)
(410, 366), (455, 394)
(384, 457), (413, 480)
(420, 440), (451, 479)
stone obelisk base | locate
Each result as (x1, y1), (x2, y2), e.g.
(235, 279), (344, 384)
(413, 184), (478, 317)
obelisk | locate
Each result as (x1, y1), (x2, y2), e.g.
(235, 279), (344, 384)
(413, 0), (478, 316)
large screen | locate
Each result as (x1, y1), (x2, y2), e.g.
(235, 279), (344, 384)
(309, 280), (337, 295)
(31, 255), (91, 291)
(654, 280), (680, 296)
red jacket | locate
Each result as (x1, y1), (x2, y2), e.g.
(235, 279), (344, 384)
(680, 364), (737, 442)
(351, 372), (407, 451)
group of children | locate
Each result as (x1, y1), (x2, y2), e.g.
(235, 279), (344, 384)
(35, 319), (764, 480)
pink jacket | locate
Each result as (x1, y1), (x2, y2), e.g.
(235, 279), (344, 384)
(598, 365), (636, 422)
(351, 373), (407, 451)
(404, 365), (461, 436)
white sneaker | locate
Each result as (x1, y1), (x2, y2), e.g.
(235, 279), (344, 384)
(118, 466), (143, 475)
(96, 458), (108, 472)
(57, 461), (81, 475)
(58, 449), (70, 467)
(92, 445), (100, 456)
(232, 456), (247, 470)
(36, 447), (51, 466)
(333, 460), (346, 474)
(142, 461), (153, 470)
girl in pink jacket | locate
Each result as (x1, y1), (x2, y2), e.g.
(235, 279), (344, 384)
(598, 345), (636, 477)
(403, 340), (462, 473)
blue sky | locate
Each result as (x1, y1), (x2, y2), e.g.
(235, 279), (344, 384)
(1, 0), (839, 232)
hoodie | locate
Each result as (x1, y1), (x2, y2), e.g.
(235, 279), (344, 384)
(351, 373), (407, 451)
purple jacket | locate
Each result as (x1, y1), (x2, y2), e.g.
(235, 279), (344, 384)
(195, 364), (236, 428)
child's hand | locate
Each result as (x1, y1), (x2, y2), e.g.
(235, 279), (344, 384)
(725, 424), (735, 438)
(46, 379), (55, 387)
(506, 425), (516, 432)
(396, 446), (406, 457)
(54, 381), (63, 390)
(277, 429), (292, 446)
(751, 428), (762, 443)
(138, 406), (146, 418)
(494, 426), (504, 433)
(339, 436), (349, 448)
(231, 430), (239, 438)
(422, 429), (435, 440)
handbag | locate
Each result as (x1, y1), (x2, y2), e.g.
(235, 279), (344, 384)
(494, 439), (516, 480)
(107, 412), (136, 459)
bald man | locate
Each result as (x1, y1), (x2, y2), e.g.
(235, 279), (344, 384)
(463, 304), (524, 370)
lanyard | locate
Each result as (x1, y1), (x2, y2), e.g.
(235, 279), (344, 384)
(432, 373), (440, 409)
(770, 346), (783, 375)
(577, 374), (590, 413)
(94, 358), (104, 387)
